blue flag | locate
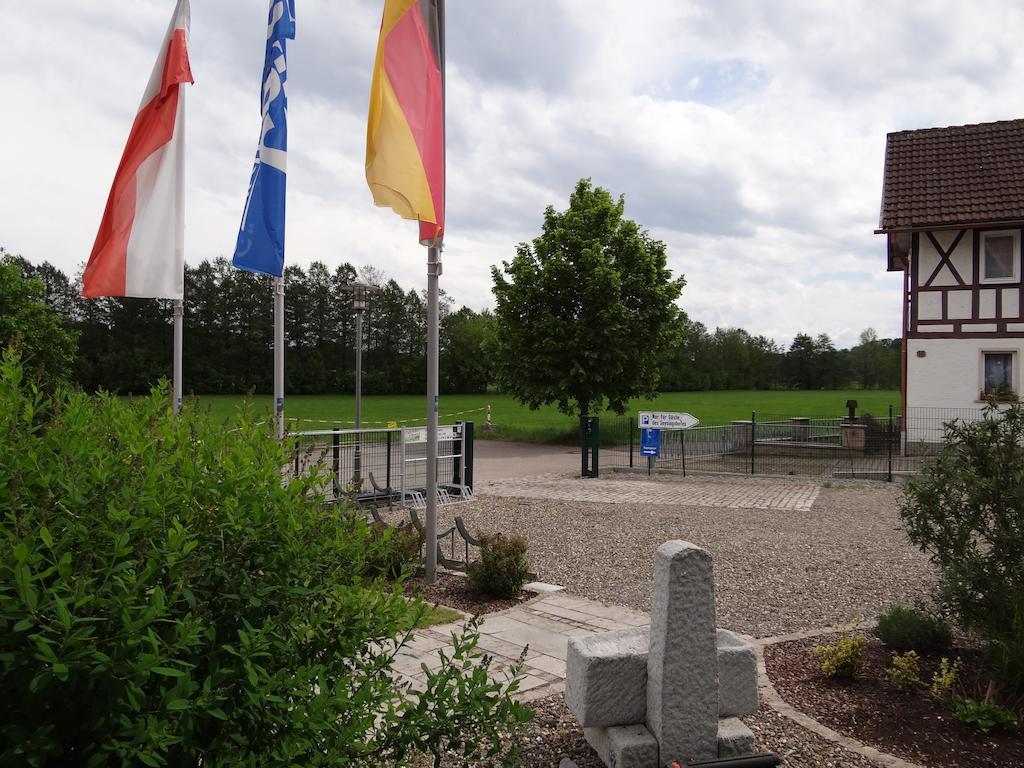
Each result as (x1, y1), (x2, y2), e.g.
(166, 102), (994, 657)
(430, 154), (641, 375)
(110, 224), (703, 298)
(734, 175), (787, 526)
(233, 0), (295, 277)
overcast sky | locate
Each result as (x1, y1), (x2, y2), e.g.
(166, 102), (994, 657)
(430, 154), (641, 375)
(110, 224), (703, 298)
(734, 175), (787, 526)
(6, 1), (1024, 348)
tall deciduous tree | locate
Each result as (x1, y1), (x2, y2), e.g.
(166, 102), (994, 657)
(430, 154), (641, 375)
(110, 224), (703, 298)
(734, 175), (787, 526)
(441, 308), (496, 393)
(0, 253), (78, 387)
(491, 179), (685, 416)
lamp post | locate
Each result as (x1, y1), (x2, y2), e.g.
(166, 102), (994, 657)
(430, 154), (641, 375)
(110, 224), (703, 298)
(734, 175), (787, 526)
(345, 282), (378, 489)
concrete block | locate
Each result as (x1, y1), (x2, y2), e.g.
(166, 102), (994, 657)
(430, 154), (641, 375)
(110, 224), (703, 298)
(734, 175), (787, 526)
(584, 725), (659, 768)
(717, 717), (757, 758)
(566, 627), (649, 727)
(716, 629), (759, 717)
(584, 727), (610, 764)
(607, 724), (659, 768)
(646, 541), (719, 765)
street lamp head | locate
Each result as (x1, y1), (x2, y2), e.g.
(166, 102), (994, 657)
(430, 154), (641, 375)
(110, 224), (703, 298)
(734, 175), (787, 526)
(344, 281), (380, 313)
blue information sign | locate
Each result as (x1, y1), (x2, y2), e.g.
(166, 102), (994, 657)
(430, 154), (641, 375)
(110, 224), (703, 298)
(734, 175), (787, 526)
(640, 428), (661, 457)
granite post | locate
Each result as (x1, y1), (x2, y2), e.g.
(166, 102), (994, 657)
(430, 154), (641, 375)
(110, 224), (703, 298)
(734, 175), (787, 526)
(646, 541), (719, 764)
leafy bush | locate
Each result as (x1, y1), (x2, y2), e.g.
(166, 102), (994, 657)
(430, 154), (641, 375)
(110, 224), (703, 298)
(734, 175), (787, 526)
(0, 256), (77, 388)
(813, 631), (866, 679)
(931, 657), (962, 700)
(986, 595), (1024, 696)
(0, 353), (530, 767)
(365, 521), (423, 581)
(887, 650), (922, 688)
(467, 534), (531, 599)
(874, 604), (952, 654)
(900, 404), (1024, 693)
(950, 697), (1020, 734)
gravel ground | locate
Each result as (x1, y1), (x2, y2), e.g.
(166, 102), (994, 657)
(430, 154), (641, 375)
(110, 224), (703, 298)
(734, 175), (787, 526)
(519, 697), (884, 767)
(743, 706), (879, 768)
(395, 476), (939, 767)
(422, 696), (883, 767)
(436, 479), (936, 639)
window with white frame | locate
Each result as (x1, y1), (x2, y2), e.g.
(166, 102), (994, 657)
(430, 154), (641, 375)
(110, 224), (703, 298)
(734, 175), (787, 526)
(981, 230), (1020, 282)
(982, 351), (1015, 397)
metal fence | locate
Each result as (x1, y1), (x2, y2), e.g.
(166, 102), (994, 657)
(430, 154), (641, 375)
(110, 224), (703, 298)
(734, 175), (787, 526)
(903, 406), (988, 449)
(290, 422), (473, 504)
(596, 406), (993, 480)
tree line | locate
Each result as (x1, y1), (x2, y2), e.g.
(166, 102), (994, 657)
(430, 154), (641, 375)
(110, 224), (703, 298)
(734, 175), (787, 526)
(3, 249), (900, 396)
(660, 320), (900, 392)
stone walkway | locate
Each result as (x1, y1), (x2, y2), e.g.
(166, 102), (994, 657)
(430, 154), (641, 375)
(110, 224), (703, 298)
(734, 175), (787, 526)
(476, 474), (821, 512)
(396, 590), (649, 702)
(401, 592), (922, 768)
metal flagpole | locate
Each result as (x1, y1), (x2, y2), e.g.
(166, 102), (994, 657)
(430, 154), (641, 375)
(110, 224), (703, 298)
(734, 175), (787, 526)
(274, 276), (285, 440)
(423, 0), (445, 584)
(172, 299), (183, 413)
(354, 292), (363, 486)
(425, 244), (441, 583)
(342, 282), (377, 487)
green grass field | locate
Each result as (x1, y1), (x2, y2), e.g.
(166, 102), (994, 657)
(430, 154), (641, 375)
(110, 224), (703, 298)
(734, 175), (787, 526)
(187, 390), (900, 441)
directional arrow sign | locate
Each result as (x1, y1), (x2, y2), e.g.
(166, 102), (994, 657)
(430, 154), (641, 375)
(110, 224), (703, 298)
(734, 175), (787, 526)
(640, 428), (661, 457)
(638, 411), (699, 430)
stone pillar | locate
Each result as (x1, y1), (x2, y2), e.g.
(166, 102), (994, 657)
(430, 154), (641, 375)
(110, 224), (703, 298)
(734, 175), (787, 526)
(841, 423), (867, 454)
(789, 417), (810, 443)
(730, 420), (752, 452)
(646, 541), (719, 765)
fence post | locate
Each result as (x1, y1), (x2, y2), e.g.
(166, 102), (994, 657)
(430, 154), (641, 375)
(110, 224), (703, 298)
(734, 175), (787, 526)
(386, 430), (392, 490)
(681, 428), (686, 477)
(580, 415), (588, 477)
(399, 428), (406, 502)
(463, 421), (474, 492)
(580, 416), (599, 478)
(453, 422), (462, 486)
(887, 404), (893, 483)
(629, 416), (634, 468)
(750, 411), (756, 475)
(332, 430), (341, 496)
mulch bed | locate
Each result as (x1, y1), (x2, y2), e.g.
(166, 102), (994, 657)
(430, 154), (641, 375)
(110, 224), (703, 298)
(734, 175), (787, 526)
(404, 571), (536, 616)
(763, 632), (1024, 767)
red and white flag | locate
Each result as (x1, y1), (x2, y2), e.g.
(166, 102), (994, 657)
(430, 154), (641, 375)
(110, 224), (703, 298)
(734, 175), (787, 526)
(83, 0), (194, 299)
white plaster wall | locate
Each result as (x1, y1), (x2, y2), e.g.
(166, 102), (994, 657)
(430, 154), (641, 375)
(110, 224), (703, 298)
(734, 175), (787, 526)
(948, 289), (973, 319)
(980, 289), (997, 318)
(907, 337), (1018, 442)
(1005, 288), (1020, 317)
(917, 292), (942, 320)
(907, 338), (1022, 409)
(917, 231), (973, 287)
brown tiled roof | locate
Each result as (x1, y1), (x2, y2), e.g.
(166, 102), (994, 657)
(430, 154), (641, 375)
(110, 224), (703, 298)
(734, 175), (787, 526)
(879, 118), (1024, 230)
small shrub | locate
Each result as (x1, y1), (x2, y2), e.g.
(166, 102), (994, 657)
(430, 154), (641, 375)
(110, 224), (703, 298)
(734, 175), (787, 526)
(874, 604), (952, 654)
(950, 697), (1020, 734)
(365, 521), (422, 580)
(467, 533), (531, 599)
(931, 657), (962, 700)
(887, 650), (922, 688)
(986, 596), (1024, 695)
(900, 403), (1024, 694)
(813, 630), (866, 679)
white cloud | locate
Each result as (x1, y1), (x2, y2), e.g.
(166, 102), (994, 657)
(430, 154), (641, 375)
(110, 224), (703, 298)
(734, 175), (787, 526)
(5, 0), (1024, 349)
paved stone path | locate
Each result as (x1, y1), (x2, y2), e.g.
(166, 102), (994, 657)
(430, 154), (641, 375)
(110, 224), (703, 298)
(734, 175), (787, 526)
(401, 593), (921, 768)
(395, 591), (649, 702)
(476, 474), (821, 512)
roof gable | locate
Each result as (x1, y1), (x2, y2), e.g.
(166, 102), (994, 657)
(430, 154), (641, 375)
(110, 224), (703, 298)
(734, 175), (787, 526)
(879, 118), (1024, 231)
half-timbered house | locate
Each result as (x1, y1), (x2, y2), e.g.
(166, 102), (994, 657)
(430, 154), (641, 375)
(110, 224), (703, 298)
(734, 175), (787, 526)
(877, 118), (1024, 418)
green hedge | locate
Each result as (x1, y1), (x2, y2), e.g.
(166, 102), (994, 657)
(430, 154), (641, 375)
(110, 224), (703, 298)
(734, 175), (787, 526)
(0, 353), (529, 766)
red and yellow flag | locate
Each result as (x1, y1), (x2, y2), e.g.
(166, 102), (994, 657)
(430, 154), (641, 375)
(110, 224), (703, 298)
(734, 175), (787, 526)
(366, 0), (445, 246)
